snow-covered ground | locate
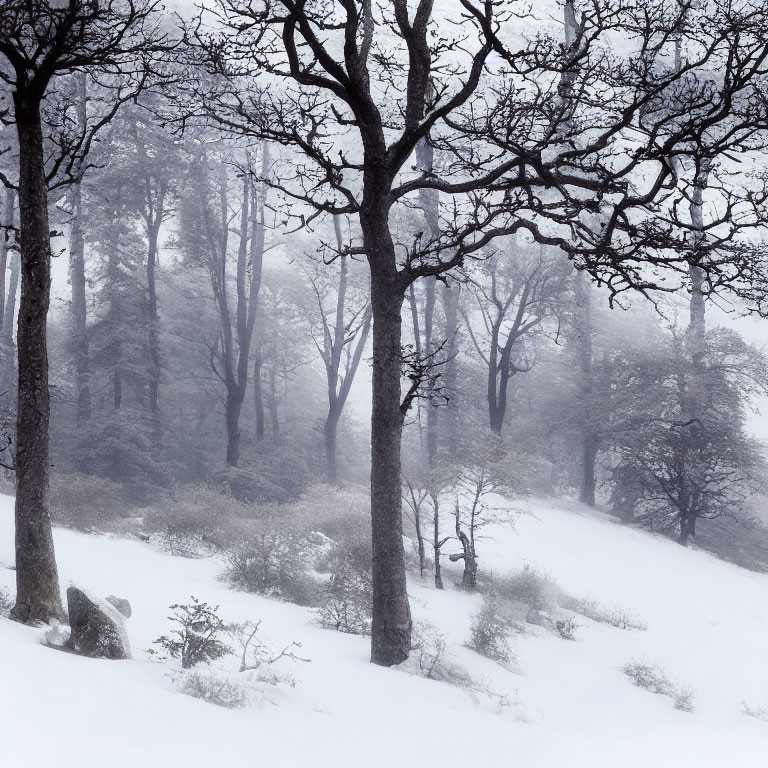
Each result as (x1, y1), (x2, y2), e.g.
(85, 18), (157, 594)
(2, 492), (768, 767)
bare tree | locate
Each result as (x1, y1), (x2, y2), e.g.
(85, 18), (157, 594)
(190, 0), (768, 665)
(462, 243), (569, 434)
(302, 216), (371, 484)
(180, 144), (270, 466)
(0, 0), (169, 623)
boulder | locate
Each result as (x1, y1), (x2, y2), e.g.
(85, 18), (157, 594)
(106, 595), (132, 619)
(66, 587), (131, 660)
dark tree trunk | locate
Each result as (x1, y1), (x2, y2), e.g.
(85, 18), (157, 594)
(415, 508), (425, 578)
(678, 512), (696, 546)
(431, 491), (443, 591)
(11, 98), (63, 624)
(225, 392), (242, 466)
(146, 221), (162, 449)
(440, 281), (460, 457)
(70, 73), (91, 425)
(253, 347), (264, 440)
(324, 404), (340, 485)
(580, 434), (598, 508)
(367, 230), (412, 665)
(268, 366), (279, 440)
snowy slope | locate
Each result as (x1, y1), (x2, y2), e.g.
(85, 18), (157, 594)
(2, 492), (768, 768)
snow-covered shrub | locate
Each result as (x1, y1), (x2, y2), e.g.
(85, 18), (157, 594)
(622, 661), (673, 695)
(144, 485), (248, 557)
(151, 598), (232, 669)
(559, 594), (647, 631)
(172, 668), (250, 709)
(225, 522), (318, 606)
(217, 447), (312, 504)
(0, 586), (13, 616)
(495, 565), (561, 624)
(555, 617), (578, 641)
(673, 685), (696, 713)
(228, 620), (308, 677)
(411, 622), (472, 685)
(316, 519), (372, 635)
(467, 595), (517, 664)
(50, 472), (129, 531)
(621, 660), (695, 712)
(742, 701), (768, 722)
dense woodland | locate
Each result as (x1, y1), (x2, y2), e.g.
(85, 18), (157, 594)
(2, 0), (768, 674)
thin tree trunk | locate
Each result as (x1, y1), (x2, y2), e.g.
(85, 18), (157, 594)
(70, 73), (90, 425)
(575, 273), (597, 507)
(253, 347), (264, 440)
(146, 218), (162, 448)
(268, 366), (279, 440)
(431, 491), (443, 590)
(440, 280), (459, 457)
(11, 98), (63, 624)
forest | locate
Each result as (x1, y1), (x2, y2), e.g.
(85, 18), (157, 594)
(2, 1), (768, 765)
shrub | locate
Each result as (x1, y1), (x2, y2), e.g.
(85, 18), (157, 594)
(224, 507), (318, 606)
(742, 701), (768, 722)
(412, 623), (472, 685)
(673, 685), (696, 713)
(621, 659), (695, 712)
(555, 617), (578, 641)
(0, 587), (13, 617)
(144, 485), (248, 557)
(493, 566), (561, 624)
(217, 447), (312, 504)
(151, 598), (232, 669)
(560, 594), (647, 631)
(228, 620), (308, 680)
(467, 595), (517, 664)
(316, 523), (372, 635)
(172, 668), (250, 709)
(50, 472), (130, 531)
(622, 661), (674, 696)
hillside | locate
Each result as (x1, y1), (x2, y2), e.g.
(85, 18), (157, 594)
(2, 492), (768, 768)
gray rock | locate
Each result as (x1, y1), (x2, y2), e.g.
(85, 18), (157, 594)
(66, 587), (131, 660)
(106, 595), (132, 619)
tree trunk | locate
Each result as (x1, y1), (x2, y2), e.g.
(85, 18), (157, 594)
(367, 249), (412, 665)
(225, 392), (242, 466)
(253, 347), (264, 440)
(324, 404), (340, 485)
(575, 273), (598, 506)
(146, 222), (162, 449)
(11, 98), (63, 624)
(431, 491), (443, 591)
(580, 433), (598, 508)
(440, 280), (460, 457)
(70, 73), (91, 425)
(268, 366), (279, 440)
